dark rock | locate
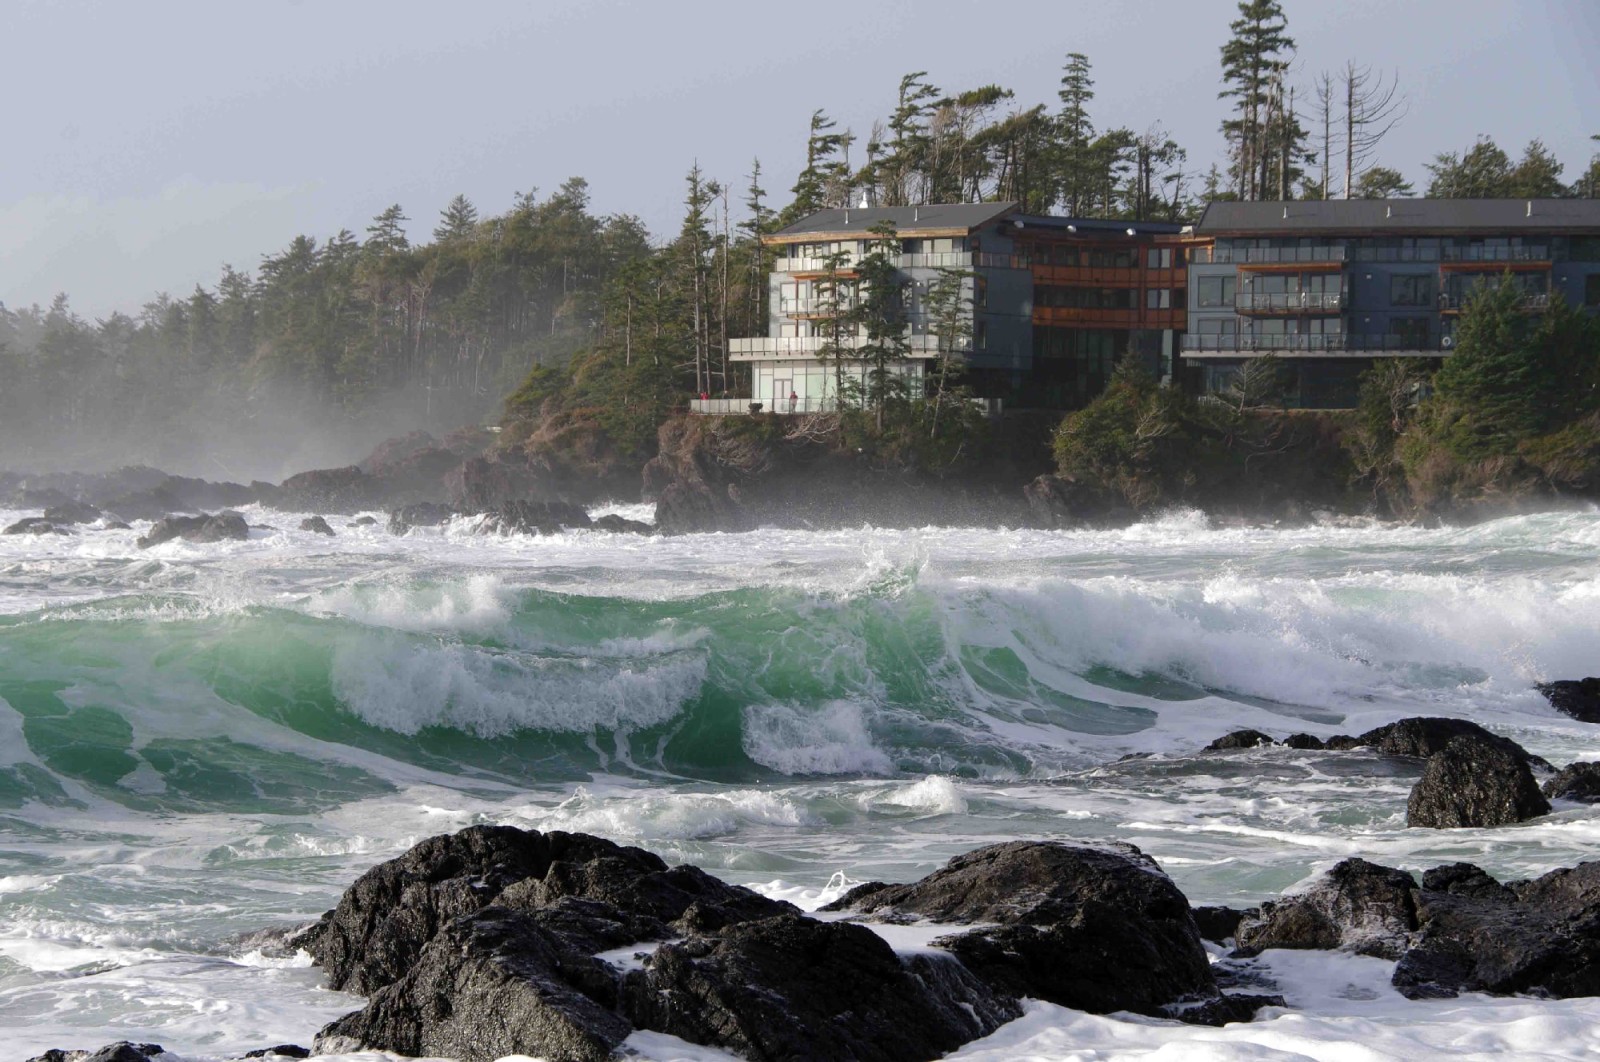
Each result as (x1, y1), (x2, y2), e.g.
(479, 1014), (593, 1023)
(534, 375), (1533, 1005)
(1355, 716), (1549, 770)
(298, 516), (336, 536)
(654, 480), (744, 535)
(475, 499), (593, 536)
(26, 1046), (166, 1062)
(1284, 733), (1326, 750)
(42, 500), (102, 524)
(3, 517), (68, 535)
(1193, 905), (1251, 943)
(309, 825), (655, 995)
(1322, 734), (1363, 750)
(1543, 761), (1600, 803)
(316, 907), (631, 1062)
(136, 511), (250, 549)
(1539, 678), (1600, 724)
(349, 515), (378, 527)
(104, 520), (132, 531)
(1023, 473), (1132, 529)
(387, 502), (455, 536)
(1235, 858), (1419, 959)
(242, 1047), (309, 1059)
(1420, 862), (1515, 903)
(446, 451), (561, 512)
(278, 466), (376, 514)
(1166, 993), (1286, 1026)
(1394, 861), (1600, 999)
(621, 914), (1019, 1062)
(6, 486), (75, 510)
(824, 840), (1216, 1016)
(1406, 734), (1550, 829)
(592, 513), (653, 535)
(1205, 729), (1276, 751)
(100, 486), (183, 521)
(358, 431), (442, 476)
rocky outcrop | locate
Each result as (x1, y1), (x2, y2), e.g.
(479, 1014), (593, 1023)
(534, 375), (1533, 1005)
(592, 514), (653, 535)
(1023, 474), (1133, 529)
(622, 914), (1018, 1062)
(1392, 861), (1600, 999)
(387, 503), (455, 536)
(298, 516), (336, 536)
(25, 1045), (165, 1062)
(475, 500), (593, 536)
(1405, 734), (1551, 829)
(3, 517), (70, 535)
(304, 827), (1280, 1062)
(1205, 729), (1276, 751)
(1235, 859), (1420, 959)
(823, 840), (1220, 1018)
(1543, 761), (1600, 802)
(42, 500), (102, 524)
(276, 466), (376, 514)
(136, 511), (250, 549)
(1192, 905), (1252, 943)
(1539, 678), (1600, 723)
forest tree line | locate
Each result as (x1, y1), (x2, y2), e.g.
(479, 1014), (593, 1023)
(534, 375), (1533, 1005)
(1, 0), (1596, 478)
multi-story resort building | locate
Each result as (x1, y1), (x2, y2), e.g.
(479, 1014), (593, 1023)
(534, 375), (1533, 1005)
(696, 198), (1600, 415)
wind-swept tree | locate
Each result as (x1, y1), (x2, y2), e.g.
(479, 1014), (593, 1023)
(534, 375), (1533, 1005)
(1219, 0), (1296, 200)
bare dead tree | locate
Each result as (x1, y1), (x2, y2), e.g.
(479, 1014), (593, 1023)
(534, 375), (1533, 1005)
(1312, 71), (1336, 199)
(1342, 63), (1408, 198)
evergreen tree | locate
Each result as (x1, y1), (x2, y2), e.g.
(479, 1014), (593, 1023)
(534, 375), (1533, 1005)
(1218, 0), (1296, 200)
(1425, 139), (1513, 198)
(1354, 166), (1413, 198)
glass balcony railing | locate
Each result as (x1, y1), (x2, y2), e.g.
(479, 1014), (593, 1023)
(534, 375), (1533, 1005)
(1194, 245), (1348, 264)
(1234, 292), (1346, 312)
(730, 335), (970, 357)
(1438, 291), (1551, 311)
(1195, 244), (1551, 266)
(771, 251), (1024, 273)
(1180, 333), (1446, 354)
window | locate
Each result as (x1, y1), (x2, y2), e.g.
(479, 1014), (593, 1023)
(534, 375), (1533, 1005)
(975, 321), (988, 350)
(1197, 276), (1236, 307)
(1393, 317), (1430, 347)
(1391, 274), (1435, 306)
(1586, 274), (1600, 307)
(1146, 289), (1172, 309)
(1146, 247), (1174, 270)
(976, 278), (988, 308)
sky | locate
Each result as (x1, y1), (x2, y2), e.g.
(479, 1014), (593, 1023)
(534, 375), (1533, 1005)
(3, 0), (1597, 319)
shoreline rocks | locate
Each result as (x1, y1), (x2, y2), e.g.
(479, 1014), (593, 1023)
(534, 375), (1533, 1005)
(1405, 734), (1551, 828)
(1539, 678), (1600, 723)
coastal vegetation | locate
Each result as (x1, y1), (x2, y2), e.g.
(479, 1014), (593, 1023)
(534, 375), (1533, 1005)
(1, 0), (1595, 485)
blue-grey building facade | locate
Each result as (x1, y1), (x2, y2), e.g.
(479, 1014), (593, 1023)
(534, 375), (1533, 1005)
(1183, 199), (1600, 408)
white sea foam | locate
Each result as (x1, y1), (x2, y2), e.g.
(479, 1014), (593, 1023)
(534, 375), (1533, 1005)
(741, 700), (894, 775)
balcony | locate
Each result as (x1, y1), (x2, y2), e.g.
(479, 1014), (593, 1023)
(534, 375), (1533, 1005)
(730, 335), (966, 361)
(770, 251), (1024, 274)
(1437, 291), (1551, 312)
(1195, 245), (1348, 265)
(1180, 333), (1447, 358)
(778, 296), (858, 318)
(1234, 291), (1347, 313)
(691, 395), (1003, 416)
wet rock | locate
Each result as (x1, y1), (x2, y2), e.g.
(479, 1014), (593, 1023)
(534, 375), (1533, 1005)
(1355, 716), (1549, 770)
(349, 515), (378, 527)
(278, 465), (376, 514)
(136, 510), (249, 549)
(1420, 862), (1515, 903)
(1393, 862), (1600, 999)
(825, 840), (1217, 1016)
(42, 500), (102, 524)
(1406, 734), (1550, 829)
(1205, 729), (1276, 751)
(316, 907), (631, 1062)
(446, 451), (559, 512)
(3, 517), (69, 535)
(622, 914), (1019, 1062)
(1235, 858), (1419, 959)
(1322, 734), (1363, 750)
(653, 480), (745, 535)
(242, 1047), (309, 1059)
(1166, 992), (1286, 1026)
(1284, 733), (1325, 750)
(309, 825), (656, 995)
(1023, 474), (1132, 530)
(475, 499), (593, 536)
(592, 513), (654, 535)
(1538, 678), (1600, 724)
(1192, 905), (1252, 943)
(387, 502), (455, 536)
(25, 1046), (166, 1062)
(298, 516), (336, 536)
(1543, 761), (1600, 803)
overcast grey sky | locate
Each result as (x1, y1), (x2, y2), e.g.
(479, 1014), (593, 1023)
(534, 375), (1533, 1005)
(3, 0), (1596, 318)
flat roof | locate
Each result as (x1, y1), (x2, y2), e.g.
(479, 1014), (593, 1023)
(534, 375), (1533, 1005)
(1196, 199), (1600, 235)
(770, 202), (1018, 241)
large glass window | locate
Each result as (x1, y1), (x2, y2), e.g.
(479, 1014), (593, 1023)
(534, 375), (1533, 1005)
(1197, 275), (1236, 307)
(1585, 274), (1600, 307)
(1393, 317), (1431, 347)
(1391, 273), (1436, 306)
